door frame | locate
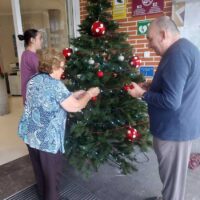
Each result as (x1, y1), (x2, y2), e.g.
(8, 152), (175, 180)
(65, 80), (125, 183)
(11, 0), (24, 66)
(67, 0), (81, 39)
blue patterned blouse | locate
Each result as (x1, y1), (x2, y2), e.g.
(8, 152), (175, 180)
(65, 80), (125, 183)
(18, 73), (71, 154)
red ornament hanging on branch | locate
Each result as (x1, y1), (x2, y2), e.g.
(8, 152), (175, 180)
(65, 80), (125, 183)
(91, 21), (106, 37)
(62, 48), (73, 59)
(60, 73), (66, 80)
(123, 84), (134, 91)
(97, 70), (104, 78)
(126, 126), (141, 142)
(91, 96), (97, 101)
(130, 56), (142, 68)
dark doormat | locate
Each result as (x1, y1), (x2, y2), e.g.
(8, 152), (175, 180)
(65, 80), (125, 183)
(4, 182), (99, 200)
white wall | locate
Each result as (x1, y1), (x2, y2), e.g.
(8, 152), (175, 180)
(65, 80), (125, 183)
(179, 1), (200, 49)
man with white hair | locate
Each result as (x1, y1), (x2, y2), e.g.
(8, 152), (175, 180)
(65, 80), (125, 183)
(128, 16), (200, 200)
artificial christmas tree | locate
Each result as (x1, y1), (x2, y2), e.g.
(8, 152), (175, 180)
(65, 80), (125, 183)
(64, 0), (151, 175)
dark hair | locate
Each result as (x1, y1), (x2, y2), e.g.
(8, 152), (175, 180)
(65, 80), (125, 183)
(18, 29), (39, 47)
(38, 48), (65, 74)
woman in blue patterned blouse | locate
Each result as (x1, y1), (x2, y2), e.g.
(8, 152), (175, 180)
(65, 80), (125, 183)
(18, 48), (100, 200)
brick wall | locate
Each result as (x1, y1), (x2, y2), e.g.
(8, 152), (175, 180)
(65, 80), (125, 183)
(80, 0), (172, 67)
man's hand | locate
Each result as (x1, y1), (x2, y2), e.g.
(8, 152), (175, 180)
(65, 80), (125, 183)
(128, 82), (146, 98)
(138, 80), (152, 90)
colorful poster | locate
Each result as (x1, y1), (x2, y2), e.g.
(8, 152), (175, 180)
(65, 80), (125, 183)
(137, 20), (151, 35)
(132, 0), (164, 17)
(112, 0), (127, 20)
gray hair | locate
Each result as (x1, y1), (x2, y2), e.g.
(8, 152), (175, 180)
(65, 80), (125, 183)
(152, 16), (180, 34)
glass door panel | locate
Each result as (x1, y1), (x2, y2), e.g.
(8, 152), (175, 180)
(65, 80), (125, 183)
(20, 0), (69, 49)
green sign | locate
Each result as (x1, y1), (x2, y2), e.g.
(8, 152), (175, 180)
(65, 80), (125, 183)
(137, 20), (151, 35)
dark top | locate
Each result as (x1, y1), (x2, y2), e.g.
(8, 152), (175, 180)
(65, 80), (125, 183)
(20, 50), (39, 104)
(143, 38), (200, 141)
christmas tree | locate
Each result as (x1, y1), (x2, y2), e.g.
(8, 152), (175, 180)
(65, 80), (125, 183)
(64, 0), (151, 175)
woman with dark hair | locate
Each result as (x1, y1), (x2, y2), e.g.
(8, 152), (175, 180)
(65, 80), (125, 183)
(18, 29), (43, 104)
(18, 48), (100, 200)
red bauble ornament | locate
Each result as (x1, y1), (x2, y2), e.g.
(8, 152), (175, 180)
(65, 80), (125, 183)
(60, 73), (66, 80)
(62, 48), (73, 59)
(123, 84), (134, 91)
(129, 84), (134, 89)
(130, 56), (142, 68)
(92, 96), (97, 101)
(97, 70), (104, 78)
(91, 21), (106, 37)
(126, 127), (141, 142)
(123, 84), (129, 91)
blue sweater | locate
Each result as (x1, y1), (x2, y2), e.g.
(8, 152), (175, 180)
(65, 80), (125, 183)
(143, 38), (200, 141)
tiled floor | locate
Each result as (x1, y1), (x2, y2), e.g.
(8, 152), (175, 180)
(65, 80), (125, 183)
(1, 149), (200, 200)
(0, 156), (35, 200)
(0, 96), (28, 165)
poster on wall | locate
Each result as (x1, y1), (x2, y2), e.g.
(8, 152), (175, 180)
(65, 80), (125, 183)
(112, 0), (127, 20)
(137, 20), (151, 35)
(132, 0), (164, 17)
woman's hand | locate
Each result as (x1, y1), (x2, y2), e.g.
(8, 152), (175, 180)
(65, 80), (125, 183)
(73, 90), (86, 99)
(87, 87), (100, 98)
(61, 87), (100, 112)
